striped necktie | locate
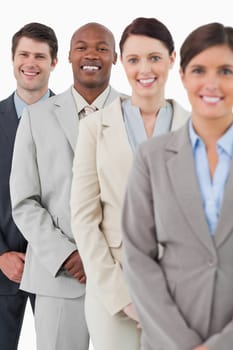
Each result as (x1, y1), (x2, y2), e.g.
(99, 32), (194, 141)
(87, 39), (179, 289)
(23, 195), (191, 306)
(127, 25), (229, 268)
(81, 105), (98, 118)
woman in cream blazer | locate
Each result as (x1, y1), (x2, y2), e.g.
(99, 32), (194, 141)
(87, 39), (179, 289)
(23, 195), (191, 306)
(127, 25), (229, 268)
(70, 17), (189, 350)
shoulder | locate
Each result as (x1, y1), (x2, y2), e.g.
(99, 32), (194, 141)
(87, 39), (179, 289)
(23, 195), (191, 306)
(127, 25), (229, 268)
(166, 98), (191, 130)
(108, 85), (127, 101)
(81, 96), (124, 127)
(27, 88), (72, 112)
(0, 94), (14, 110)
(138, 121), (189, 160)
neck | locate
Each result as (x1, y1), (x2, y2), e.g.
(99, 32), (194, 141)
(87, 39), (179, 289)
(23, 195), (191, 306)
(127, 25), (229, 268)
(73, 82), (108, 105)
(16, 86), (49, 105)
(192, 114), (233, 145)
(131, 93), (166, 117)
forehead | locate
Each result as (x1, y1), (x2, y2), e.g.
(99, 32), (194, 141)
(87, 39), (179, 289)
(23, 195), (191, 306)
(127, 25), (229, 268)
(188, 45), (233, 67)
(122, 34), (168, 56)
(72, 25), (113, 45)
(15, 37), (51, 54)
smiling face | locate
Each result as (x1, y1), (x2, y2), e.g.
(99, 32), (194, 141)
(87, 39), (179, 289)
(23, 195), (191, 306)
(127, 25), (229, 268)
(69, 23), (117, 97)
(13, 36), (57, 95)
(180, 44), (233, 123)
(120, 34), (175, 103)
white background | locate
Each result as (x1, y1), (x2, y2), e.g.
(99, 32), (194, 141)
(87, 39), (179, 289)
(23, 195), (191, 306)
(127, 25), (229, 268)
(0, 0), (231, 348)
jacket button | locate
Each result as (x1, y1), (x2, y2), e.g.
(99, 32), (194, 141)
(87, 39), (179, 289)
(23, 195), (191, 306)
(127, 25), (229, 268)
(208, 259), (215, 266)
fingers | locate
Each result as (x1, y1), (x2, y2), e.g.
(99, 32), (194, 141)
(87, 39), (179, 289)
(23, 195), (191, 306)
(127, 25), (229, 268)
(63, 251), (86, 283)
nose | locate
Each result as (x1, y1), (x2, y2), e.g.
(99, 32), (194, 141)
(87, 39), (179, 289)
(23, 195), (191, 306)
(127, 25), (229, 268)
(138, 58), (152, 73)
(24, 54), (37, 66)
(84, 47), (99, 59)
(204, 72), (220, 91)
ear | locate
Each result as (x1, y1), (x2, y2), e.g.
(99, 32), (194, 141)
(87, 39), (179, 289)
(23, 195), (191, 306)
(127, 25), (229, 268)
(113, 52), (117, 65)
(51, 57), (58, 71)
(169, 50), (176, 69)
(179, 68), (187, 89)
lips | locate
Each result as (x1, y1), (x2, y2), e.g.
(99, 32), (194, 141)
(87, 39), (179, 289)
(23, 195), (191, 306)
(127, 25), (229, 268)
(21, 70), (39, 76)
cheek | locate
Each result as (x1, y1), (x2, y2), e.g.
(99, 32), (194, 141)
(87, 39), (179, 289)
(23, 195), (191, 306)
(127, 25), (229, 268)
(123, 66), (135, 80)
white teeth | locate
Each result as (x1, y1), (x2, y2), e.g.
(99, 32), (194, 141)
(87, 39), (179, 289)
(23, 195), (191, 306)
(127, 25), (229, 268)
(202, 96), (221, 103)
(139, 78), (155, 84)
(23, 71), (38, 76)
(82, 66), (99, 71)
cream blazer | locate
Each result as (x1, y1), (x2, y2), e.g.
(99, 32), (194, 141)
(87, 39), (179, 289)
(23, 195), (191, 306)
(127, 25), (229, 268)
(70, 96), (190, 315)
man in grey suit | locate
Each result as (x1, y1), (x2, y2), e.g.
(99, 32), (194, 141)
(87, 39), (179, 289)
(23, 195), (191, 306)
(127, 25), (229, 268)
(0, 22), (58, 350)
(10, 22), (121, 350)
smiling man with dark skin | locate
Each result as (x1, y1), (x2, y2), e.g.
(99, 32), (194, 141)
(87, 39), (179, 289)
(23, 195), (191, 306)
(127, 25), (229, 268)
(10, 22), (123, 350)
(69, 22), (117, 103)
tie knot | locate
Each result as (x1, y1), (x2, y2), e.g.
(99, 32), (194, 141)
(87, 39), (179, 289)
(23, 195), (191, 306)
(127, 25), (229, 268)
(81, 105), (98, 118)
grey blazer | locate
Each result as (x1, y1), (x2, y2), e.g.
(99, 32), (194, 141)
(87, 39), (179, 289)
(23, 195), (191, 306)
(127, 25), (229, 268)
(122, 122), (233, 350)
(10, 86), (120, 298)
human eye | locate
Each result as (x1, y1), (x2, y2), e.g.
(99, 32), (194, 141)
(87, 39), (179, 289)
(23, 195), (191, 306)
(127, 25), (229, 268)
(18, 52), (28, 58)
(36, 54), (46, 60)
(75, 45), (86, 51)
(220, 66), (233, 76)
(191, 66), (204, 74)
(151, 55), (161, 62)
(128, 57), (138, 64)
(98, 46), (108, 52)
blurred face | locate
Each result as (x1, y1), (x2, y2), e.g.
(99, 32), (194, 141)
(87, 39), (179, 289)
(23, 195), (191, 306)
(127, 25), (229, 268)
(180, 45), (233, 122)
(13, 37), (57, 93)
(121, 35), (175, 100)
(69, 24), (117, 93)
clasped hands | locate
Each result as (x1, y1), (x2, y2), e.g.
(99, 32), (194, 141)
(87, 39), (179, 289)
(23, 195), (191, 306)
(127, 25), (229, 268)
(123, 303), (208, 350)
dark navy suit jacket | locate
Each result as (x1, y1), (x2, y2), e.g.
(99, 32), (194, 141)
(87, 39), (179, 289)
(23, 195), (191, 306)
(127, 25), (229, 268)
(0, 91), (54, 294)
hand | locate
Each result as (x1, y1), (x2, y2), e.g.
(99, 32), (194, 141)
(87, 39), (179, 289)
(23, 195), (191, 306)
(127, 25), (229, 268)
(193, 346), (208, 350)
(0, 251), (25, 283)
(63, 250), (86, 283)
(123, 303), (140, 324)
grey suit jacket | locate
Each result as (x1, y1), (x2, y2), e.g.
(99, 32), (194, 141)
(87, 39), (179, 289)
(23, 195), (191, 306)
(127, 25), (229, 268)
(10, 86), (120, 298)
(122, 122), (233, 350)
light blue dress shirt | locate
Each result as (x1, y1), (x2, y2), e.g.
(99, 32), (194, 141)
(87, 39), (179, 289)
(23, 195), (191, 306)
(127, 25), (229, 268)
(14, 90), (50, 119)
(189, 120), (233, 234)
(122, 98), (173, 153)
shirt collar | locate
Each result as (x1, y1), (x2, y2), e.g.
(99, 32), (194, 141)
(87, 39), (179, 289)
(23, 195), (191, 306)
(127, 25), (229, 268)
(188, 119), (200, 150)
(71, 85), (110, 114)
(189, 118), (233, 157)
(218, 122), (233, 157)
(14, 90), (50, 118)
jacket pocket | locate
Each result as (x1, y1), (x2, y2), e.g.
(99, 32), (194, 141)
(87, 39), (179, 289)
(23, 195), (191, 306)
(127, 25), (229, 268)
(103, 230), (122, 248)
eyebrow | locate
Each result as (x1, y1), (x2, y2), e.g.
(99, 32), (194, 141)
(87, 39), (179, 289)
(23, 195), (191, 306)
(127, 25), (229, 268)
(75, 40), (110, 46)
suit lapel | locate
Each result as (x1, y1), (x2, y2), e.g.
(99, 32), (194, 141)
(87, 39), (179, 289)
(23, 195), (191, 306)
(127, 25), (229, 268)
(213, 160), (233, 247)
(101, 97), (133, 194)
(53, 89), (79, 152)
(0, 95), (19, 146)
(166, 125), (216, 254)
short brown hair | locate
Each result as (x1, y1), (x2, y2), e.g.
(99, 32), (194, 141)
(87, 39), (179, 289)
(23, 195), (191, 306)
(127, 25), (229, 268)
(12, 22), (58, 61)
(180, 22), (233, 72)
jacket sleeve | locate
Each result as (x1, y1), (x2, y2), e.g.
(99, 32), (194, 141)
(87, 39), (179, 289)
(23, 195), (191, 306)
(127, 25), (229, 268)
(0, 229), (9, 255)
(10, 107), (76, 277)
(70, 118), (131, 315)
(122, 144), (202, 350)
